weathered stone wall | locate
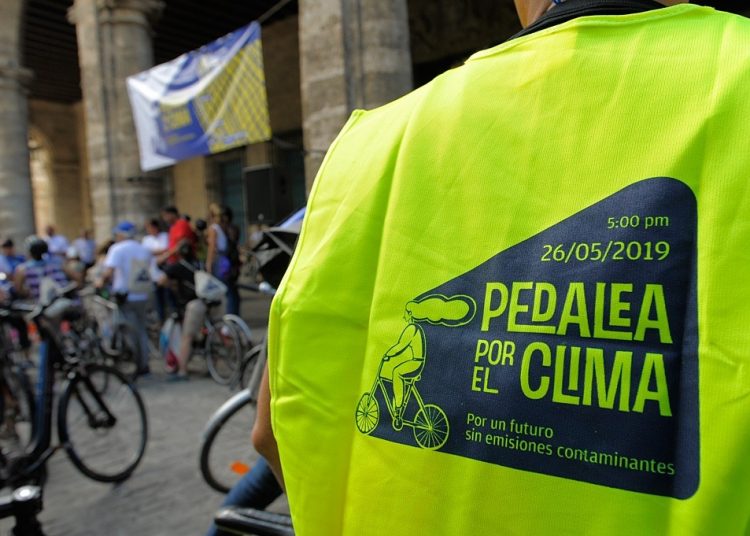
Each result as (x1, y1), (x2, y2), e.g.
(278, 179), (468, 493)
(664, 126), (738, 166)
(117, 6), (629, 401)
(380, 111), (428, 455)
(264, 16), (302, 135)
(0, 0), (35, 243)
(298, 0), (413, 189)
(172, 156), (209, 223)
(74, 101), (93, 234)
(70, 0), (165, 241)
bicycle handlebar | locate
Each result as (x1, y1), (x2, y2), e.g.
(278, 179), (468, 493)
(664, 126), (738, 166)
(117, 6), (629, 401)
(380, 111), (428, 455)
(237, 282), (276, 295)
(214, 507), (294, 536)
(0, 301), (42, 320)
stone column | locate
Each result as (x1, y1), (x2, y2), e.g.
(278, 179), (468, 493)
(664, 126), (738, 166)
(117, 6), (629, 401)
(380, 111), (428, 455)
(0, 0), (36, 243)
(298, 0), (413, 190)
(70, 0), (164, 241)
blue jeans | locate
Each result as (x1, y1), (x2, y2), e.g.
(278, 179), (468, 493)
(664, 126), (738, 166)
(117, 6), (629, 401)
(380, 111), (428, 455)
(121, 300), (150, 371)
(225, 282), (240, 316)
(206, 456), (283, 536)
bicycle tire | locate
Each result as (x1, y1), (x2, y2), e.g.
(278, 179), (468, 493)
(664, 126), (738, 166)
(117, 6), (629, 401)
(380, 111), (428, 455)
(199, 389), (257, 493)
(0, 366), (36, 451)
(109, 324), (140, 381)
(355, 393), (379, 435)
(205, 320), (243, 385)
(412, 404), (449, 450)
(58, 364), (148, 483)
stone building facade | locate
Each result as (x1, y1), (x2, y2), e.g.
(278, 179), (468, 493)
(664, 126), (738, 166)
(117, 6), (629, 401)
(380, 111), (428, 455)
(2, 0), (745, 243)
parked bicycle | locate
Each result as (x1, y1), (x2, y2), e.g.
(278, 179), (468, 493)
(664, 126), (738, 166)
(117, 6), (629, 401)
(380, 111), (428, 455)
(157, 269), (245, 384)
(76, 286), (142, 380)
(0, 279), (148, 487)
(199, 284), (274, 493)
(0, 310), (35, 454)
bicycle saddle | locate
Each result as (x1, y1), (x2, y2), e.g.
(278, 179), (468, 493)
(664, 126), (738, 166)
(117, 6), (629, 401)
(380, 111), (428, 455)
(214, 507), (294, 536)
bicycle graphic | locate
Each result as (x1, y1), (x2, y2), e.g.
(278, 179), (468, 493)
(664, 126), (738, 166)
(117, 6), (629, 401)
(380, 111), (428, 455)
(355, 359), (449, 450)
(355, 294), (476, 451)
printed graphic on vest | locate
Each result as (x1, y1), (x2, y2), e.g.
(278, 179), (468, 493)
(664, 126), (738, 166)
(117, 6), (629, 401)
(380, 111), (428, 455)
(354, 177), (699, 499)
(128, 258), (153, 295)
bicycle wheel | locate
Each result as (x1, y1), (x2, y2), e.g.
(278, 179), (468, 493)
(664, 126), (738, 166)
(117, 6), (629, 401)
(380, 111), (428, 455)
(412, 404), (449, 450)
(199, 389), (257, 493)
(58, 364), (148, 483)
(0, 367), (36, 450)
(205, 320), (242, 385)
(355, 393), (379, 434)
(108, 324), (140, 380)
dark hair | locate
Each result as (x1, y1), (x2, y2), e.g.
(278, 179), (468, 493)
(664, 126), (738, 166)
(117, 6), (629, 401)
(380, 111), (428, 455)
(98, 240), (114, 256)
(195, 218), (207, 231)
(161, 206), (179, 216)
(29, 240), (48, 260)
(148, 218), (161, 228)
(224, 206), (234, 222)
(1, 239), (13, 249)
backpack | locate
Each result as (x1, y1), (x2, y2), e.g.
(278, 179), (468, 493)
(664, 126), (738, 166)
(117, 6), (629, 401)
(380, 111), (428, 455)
(225, 232), (241, 281)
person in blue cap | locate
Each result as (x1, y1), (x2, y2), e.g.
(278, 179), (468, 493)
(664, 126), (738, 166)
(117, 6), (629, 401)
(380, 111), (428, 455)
(96, 221), (155, 376)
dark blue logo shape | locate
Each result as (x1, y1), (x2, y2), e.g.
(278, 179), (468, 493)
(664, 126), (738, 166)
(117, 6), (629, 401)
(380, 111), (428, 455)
(357, 178), (698, 499)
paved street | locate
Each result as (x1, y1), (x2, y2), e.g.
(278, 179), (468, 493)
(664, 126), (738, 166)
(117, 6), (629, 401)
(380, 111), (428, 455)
(0, 293), (287, 536)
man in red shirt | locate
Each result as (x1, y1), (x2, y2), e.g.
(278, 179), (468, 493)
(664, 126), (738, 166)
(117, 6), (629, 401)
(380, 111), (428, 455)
(159, 206), (197, 264)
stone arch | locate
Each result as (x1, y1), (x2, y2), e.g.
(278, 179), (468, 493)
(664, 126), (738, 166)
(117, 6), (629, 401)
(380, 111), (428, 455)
(28, 101), (92, 241)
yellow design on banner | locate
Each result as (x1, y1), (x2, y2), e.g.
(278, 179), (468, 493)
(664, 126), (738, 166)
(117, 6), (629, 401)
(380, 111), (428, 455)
(194, 39), (271, 153)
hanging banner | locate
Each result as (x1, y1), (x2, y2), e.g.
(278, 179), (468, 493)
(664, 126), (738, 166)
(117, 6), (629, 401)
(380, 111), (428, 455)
(127, 22), (271, 171)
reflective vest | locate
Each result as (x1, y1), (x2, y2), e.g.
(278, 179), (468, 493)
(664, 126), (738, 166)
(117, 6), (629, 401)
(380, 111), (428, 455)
(269, 4), (750, 534)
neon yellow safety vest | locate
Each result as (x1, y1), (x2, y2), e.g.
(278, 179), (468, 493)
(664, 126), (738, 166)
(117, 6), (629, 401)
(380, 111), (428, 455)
(269, 4), (750, 535)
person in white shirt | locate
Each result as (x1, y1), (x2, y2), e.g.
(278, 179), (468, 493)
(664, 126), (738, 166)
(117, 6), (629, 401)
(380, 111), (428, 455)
(72, 229), (96, 267)
(97, 221), (154, 376)
(141, 219), (168, 256)
(45, 225), (69, 259)
(141, 218), (170, 321)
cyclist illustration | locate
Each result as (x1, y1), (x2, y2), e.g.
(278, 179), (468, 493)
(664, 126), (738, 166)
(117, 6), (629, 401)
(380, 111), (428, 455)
(382, 302), (426, 430)
(355, 294), (476, 450)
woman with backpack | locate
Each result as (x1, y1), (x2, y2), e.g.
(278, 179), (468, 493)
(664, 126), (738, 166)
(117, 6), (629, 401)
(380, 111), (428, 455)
(206, 204), (240, 315)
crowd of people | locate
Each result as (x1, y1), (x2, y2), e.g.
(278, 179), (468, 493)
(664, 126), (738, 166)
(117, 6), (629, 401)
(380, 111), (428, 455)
(0, 204), (244, 380)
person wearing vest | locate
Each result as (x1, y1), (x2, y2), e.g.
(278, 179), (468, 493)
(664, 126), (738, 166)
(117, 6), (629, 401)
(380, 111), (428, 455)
(97, 221), (155, 376)
(255, 1), (750, 534)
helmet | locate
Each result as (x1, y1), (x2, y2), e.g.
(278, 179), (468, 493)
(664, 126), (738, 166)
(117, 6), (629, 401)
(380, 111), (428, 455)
(24, 235), (48, 259)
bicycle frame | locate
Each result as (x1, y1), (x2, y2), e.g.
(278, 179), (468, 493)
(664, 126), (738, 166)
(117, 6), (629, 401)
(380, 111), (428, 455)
(368, 359), (426, 429)
(5, 314), (111, 485)
(12, 321), (64, 482)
